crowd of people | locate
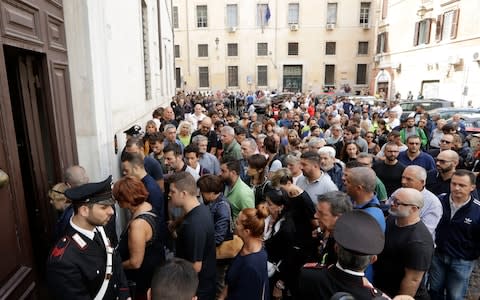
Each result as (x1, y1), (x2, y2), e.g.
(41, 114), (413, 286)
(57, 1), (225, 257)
(45, 89), (480, 300)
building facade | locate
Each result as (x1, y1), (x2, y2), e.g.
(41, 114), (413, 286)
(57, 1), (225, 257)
(0, 0), (174, 297)
(173, 0), (377, 95)
(372, 0), (480, 106)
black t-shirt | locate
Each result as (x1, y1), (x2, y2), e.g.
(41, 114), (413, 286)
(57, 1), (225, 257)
(191, 129), (218, 152)
(426, 170), (451, 195)
(372, 161), (406, 197)
(373, 217), (433, 299)
(176, 204), (216, 299)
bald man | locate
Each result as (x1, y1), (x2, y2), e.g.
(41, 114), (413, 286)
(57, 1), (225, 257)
(374, 188), (434, 299)
(426, 150), (459, 195)
(343, 166), (386, 232)
(190, 117), (218, 154)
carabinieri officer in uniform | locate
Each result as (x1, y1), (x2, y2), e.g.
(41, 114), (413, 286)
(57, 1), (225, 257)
(46, 176), (131, 300)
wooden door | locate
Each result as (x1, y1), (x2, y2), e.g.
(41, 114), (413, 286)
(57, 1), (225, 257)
(0, 46), (37, 300)
(0, 0), (78, 298)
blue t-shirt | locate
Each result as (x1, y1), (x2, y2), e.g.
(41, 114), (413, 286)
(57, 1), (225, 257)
(226, 248), (270, 300)
(355, 196), (386, 282)
(397, 151), (436, 171)
(141, 175), (166, 239)
(144, 156), (164, 181)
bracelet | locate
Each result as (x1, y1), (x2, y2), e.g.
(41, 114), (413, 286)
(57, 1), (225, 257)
(275, 280), (285, 290)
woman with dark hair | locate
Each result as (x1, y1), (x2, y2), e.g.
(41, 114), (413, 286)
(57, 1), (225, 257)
(270, 168), (316, 262)
(365, 132), (380, 155)
(264, 120), (276, 136)
(264, 135), (283, 174)
(247, 154), (271, 206)
(113, 176), (165, 300)
(375, 119), (390, 147)
(263, 189), (303, 299)
(340, 141), (361, 163)
(220, 207), (270, 300)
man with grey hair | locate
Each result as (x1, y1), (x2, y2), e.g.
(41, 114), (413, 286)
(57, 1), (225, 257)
(164, 123), (184, 152)
(374, 188), (433, 299)
(401, 165), (442, 239)
(220, 126), (242, 161)
(343, 166), (386, 232)
(308, 137), (326, 152)
(318, 146), (344, 191)
(191, 135), (220, 175)
(239, 138), (258, 182)
(314, 191), (352, 266)
(285, 154), (304, 184)
(54, 165), (91, 241)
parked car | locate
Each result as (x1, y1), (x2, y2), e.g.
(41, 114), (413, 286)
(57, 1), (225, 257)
(254, 92), (294, 114)
(399, 99), (454, 120)
(429, 107), (480, 120)
(463, 117), (480, 134)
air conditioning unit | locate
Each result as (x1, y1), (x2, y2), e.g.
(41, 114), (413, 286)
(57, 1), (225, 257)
(289, 24), (299, 31)
(448, 55), (462, 66)
(473, 52), (480, 62)
(374, 55), (381, 63)
(326, 23), (335, 30)
(361, 23), (370, 29)
(228, 26), (237, 33)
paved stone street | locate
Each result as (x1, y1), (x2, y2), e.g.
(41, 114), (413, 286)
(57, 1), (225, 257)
(468, 259), (480, 299)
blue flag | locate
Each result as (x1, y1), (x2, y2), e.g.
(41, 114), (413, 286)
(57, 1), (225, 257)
(265, 4), (271, 23)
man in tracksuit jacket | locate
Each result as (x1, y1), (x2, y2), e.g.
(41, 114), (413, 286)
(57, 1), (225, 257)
(429, 169), (480, 300)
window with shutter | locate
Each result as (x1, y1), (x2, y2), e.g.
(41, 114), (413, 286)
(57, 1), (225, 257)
(325, 42), (336, 55)
(415, 19), (432, 46)
(413, 22), (420, 46)
(358, 42), (368, 55)
(450, 9), (459, 39)
(227, 66), (238, 87)
(257, 66), (268, 86)
(227, 44), (238, 56)
(325, 65), (335, 85)
(436, 14), (443, 41)
(199, 67), (209, 87)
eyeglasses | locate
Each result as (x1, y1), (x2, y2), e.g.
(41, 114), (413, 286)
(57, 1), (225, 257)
(440, 140), (452, 144)
(435, 158), (452, 164)
(389, 197), (419, 208)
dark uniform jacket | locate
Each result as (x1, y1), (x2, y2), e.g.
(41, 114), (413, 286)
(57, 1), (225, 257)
(299, 264), (389, 300)
(46, 224), (130, 300)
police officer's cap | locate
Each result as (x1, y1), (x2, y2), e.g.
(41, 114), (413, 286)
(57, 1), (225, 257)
(64, 175), (114, 206)
(333, 210), (384, 255)
(123, 125), (142, 136)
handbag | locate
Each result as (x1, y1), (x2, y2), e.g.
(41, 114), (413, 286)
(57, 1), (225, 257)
(216, 235), (243, 259)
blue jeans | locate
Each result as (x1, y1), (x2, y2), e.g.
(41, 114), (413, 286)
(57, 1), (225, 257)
(428, 251), (475, 300)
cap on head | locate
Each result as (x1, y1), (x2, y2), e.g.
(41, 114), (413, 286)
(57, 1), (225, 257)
(124, 125), (142, 136)
(333, 210), (384, 255)
(64, 175), (114, 206)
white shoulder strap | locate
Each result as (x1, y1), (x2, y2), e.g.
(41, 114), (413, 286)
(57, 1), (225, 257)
(94, 227), (114, 300)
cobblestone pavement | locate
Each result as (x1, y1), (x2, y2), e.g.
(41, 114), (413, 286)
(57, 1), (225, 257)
(467, 259), (480, 300)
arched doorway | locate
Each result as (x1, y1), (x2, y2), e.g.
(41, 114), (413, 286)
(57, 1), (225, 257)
(375, 69), (391, 100)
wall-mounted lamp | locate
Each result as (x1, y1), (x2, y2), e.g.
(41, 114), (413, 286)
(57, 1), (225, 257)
(417, 5), (427, 19)
(215, 37), (219, 49)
